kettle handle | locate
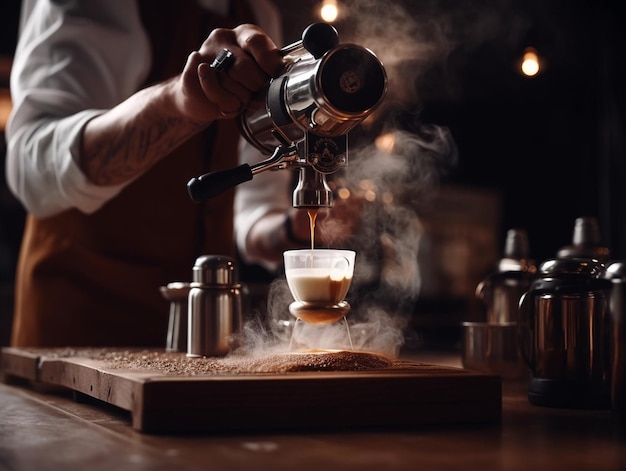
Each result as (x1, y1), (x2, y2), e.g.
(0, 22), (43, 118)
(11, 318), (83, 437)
(187, 164), (253, 203)
(475, 278), (492, 302)
(517, 291), (535, 373)
(187, 145), (298, 203)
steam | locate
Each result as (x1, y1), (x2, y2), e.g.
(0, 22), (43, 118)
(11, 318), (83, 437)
(341, 0), (533, 104)
(231, 125), (457, 359)
(237, 278), (409, 359)
(341, 0), (454, 104)
(234, 0), (515, 358)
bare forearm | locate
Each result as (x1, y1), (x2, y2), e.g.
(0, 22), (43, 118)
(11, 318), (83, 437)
(79, 25), (284, 187)
(80, 78), (209, 185)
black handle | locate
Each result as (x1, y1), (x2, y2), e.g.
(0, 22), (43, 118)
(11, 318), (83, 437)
(187, 164), (253, 202)
(301, 23), (339, 59)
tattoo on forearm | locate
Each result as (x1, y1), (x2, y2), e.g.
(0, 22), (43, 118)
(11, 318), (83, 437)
(85, 116), (205, 185)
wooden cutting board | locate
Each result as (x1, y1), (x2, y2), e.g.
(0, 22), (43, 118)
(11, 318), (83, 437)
(0, 347), (501, 433)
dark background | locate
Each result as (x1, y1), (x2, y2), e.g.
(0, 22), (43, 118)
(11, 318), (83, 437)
(1, 0), (625, 345)
(273, 0), (626, 262)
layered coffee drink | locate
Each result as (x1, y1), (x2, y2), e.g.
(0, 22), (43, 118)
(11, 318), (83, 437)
(286, 268), (352, 305)
(284, 248), (356, 325)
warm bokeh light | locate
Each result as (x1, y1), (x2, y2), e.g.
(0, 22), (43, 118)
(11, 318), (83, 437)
(337, 187), (351, 200)
(320, 0), (339, 23)
(364, 190), (376, 202)
(375, 132), (396, 154)
(521, 48), (540, 77)
(359, 179), (375, 191)
(359, 179), (377, 202)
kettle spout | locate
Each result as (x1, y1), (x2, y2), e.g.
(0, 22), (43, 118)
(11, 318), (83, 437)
(292, 166), (333, 208)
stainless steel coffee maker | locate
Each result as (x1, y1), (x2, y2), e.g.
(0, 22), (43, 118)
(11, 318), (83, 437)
(186, 23), (387, 208)
(518, 257), (612, 409)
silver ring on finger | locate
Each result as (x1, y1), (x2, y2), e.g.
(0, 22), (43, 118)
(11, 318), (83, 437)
(210, 48), (235, 72)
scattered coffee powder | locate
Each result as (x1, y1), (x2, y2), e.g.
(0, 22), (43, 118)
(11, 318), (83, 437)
(21, 348), (395, 375)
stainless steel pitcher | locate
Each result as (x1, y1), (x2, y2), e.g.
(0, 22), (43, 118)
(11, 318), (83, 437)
(160, 281), (191, 352)
(518, 257), (612, 409)
(187, 255), (243, 358)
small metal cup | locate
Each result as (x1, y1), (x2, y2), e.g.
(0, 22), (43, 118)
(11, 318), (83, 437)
(159, 282), (191, 352)
(462, 321), (527, 379)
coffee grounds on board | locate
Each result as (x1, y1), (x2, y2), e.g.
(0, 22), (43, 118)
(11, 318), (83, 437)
(21, 348), (395, 375)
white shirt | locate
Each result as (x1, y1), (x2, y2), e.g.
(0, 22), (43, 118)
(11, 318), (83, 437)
(6, 0), (290, 268)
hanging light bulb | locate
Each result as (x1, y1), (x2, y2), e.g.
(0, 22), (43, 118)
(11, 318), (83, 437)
(320, 0), (339, 23)
(520, 47), (541, 77)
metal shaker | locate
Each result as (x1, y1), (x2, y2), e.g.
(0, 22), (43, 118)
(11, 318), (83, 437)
(475, 228), (536, 324)
(187, 255), (243, 358)
(519, 257), (612, 409)
(464, 229), (535, 379)
(603, 261), (626, 418)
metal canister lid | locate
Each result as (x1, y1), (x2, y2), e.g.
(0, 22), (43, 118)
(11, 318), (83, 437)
(531, 257), (611, 292)
(604, 261), (626, 281)
(159, 281), (191, 301)
(538, 257), (605, 277)
(498, 228), (536, 273)
(192, 255), (237, 286)
(557, 217), (610, 262)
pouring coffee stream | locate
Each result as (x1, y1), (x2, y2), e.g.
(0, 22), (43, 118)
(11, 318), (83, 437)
(308, 209), (318, 251)
(185, 23), (386, 351)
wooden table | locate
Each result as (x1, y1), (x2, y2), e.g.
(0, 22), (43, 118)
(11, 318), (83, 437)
(1, 352), (624, 471)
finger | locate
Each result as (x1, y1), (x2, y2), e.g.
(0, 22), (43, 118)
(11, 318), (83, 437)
(197, 40), (264, 98)
(180, 51), (220, 120)
(221, 49), (273, 93)
(181, 51), (205, 99)
(220, 73), (252, 106)
(197, 44), (250, 107)
(220, 26), (283, 93)
(197, 62), (240, 115)
(235, 24), (285, 78)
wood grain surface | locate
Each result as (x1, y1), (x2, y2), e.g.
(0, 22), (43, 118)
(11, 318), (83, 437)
(1, 347), (501, 433)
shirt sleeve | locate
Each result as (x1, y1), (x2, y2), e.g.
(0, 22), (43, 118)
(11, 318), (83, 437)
(233, 0), (290, 270)
(5, 0), (151, 217)
(234, 136), (293, 270)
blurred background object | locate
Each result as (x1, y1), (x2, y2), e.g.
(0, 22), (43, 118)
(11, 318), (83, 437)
(0, 0), (21, 346)
(1, 0), (625, 348)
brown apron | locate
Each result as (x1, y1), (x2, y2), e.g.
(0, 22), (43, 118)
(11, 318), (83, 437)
(10, 0), (256, 347)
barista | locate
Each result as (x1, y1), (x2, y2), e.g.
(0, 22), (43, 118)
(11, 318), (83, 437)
(4, 0), (309, 347)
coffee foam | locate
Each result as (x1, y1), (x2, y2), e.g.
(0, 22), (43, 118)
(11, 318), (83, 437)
(286, 268), (352, 304)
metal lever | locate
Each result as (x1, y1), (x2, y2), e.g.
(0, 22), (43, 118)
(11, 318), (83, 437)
(186, 145), (298, 203)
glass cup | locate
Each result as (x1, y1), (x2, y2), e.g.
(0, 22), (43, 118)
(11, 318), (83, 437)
(283, 249), (356, 324)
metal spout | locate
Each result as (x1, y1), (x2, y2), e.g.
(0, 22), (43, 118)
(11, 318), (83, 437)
(292, 166), (333, 208)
